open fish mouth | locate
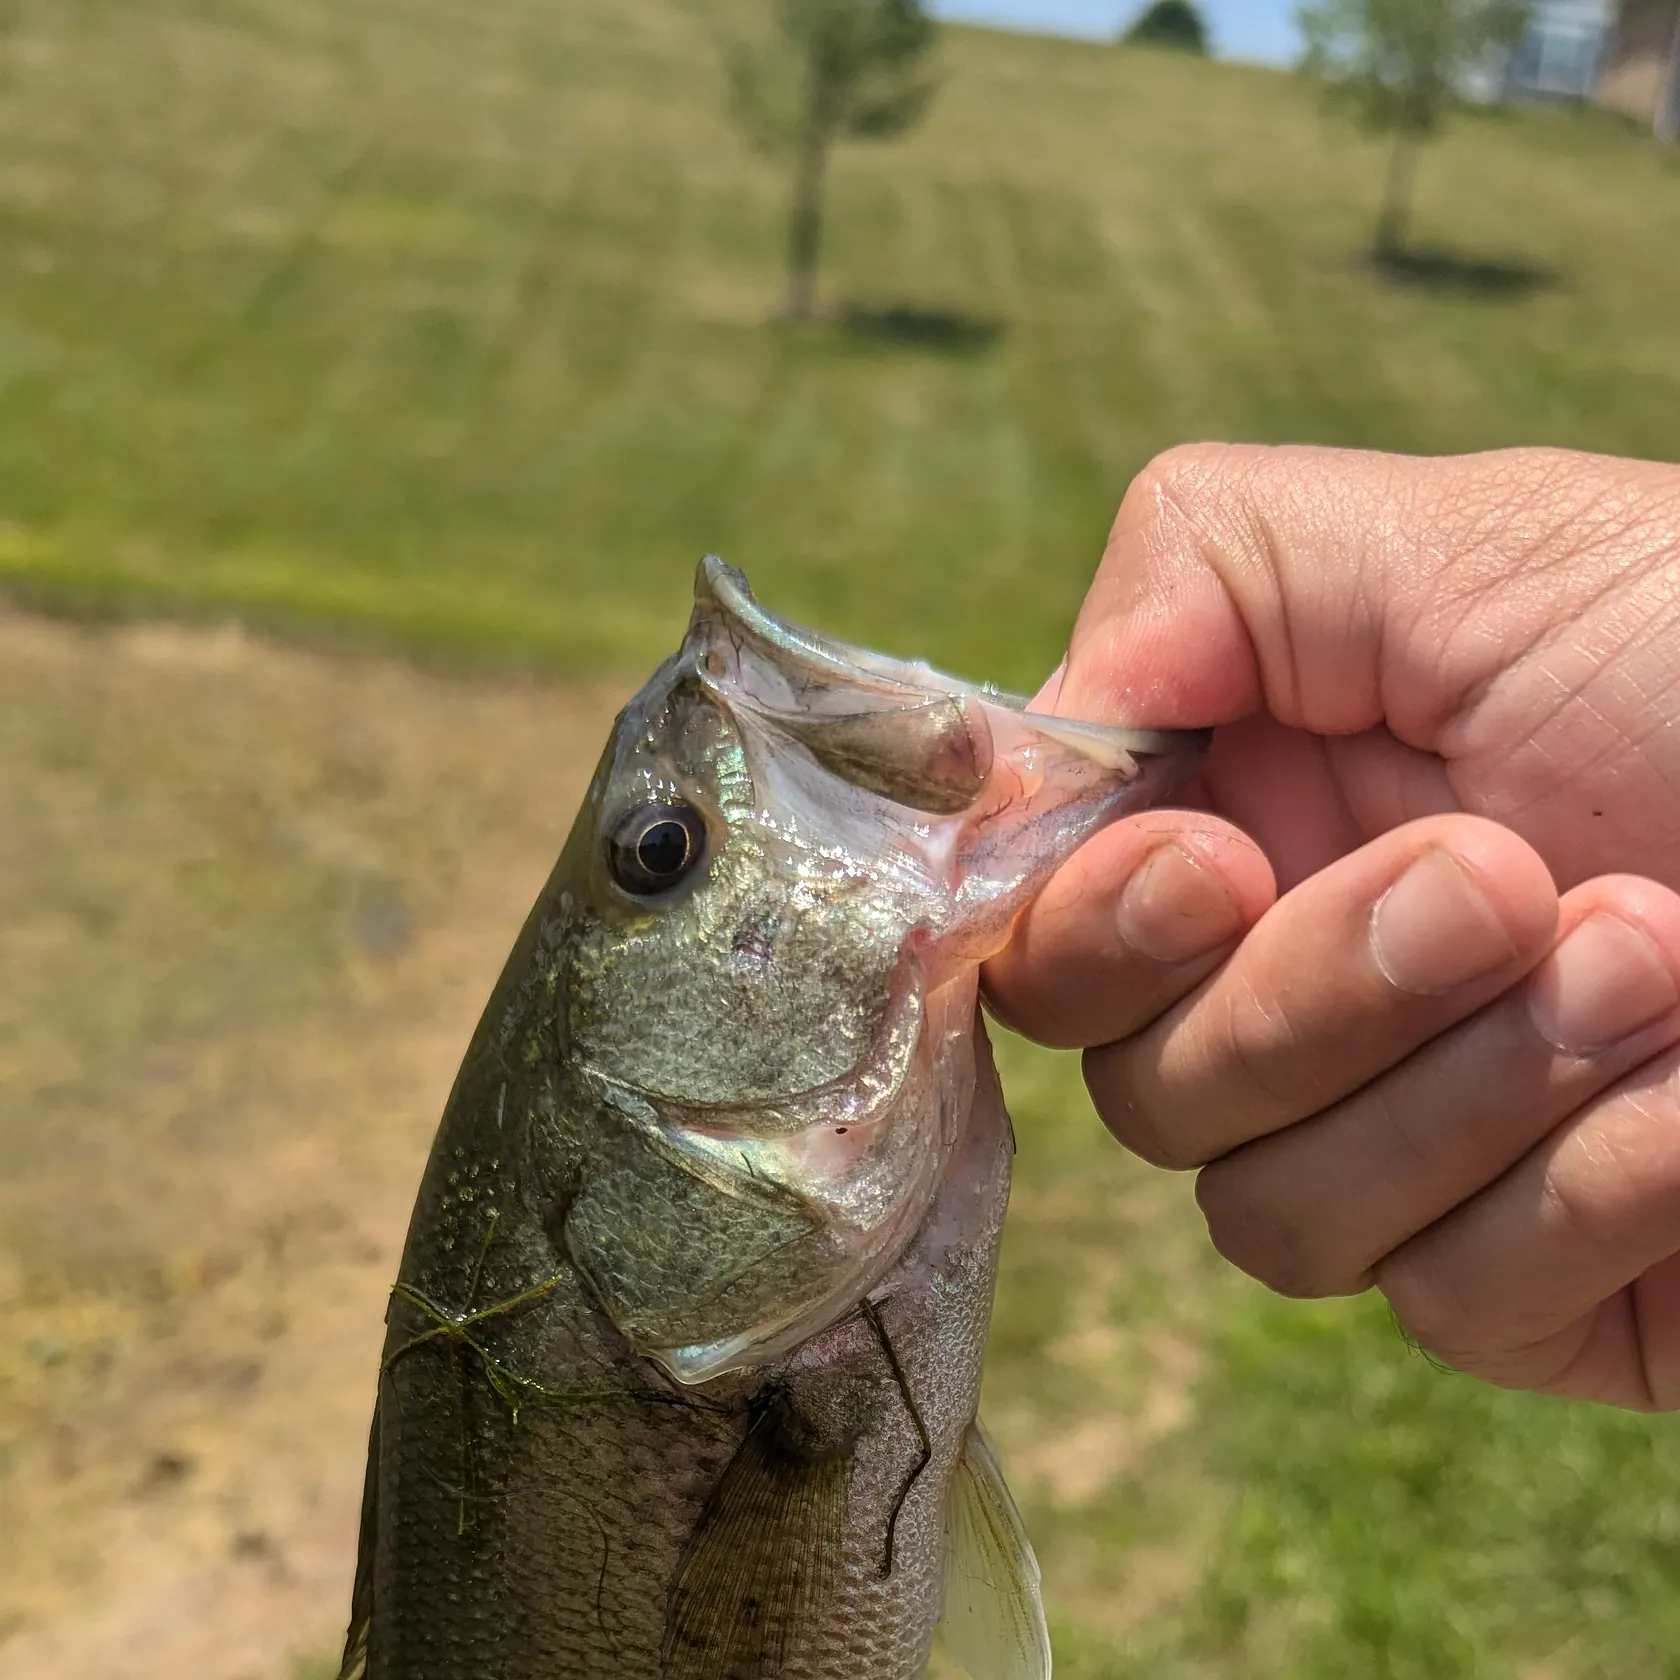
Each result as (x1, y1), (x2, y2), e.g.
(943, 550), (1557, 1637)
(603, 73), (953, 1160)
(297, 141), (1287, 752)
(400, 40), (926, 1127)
(688, 554), (1208, 970)
(693, 555), (1201, 800)
(580, 555), (1207, 1179)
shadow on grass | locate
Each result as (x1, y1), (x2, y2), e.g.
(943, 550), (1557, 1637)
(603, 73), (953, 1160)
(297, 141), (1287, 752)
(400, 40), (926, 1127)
(835, 302), (1007, 355)
(1368, 244), (1560, 299)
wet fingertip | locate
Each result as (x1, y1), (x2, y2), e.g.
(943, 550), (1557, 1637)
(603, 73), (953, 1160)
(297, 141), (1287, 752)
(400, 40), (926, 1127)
(975, 973), (1024, 1036)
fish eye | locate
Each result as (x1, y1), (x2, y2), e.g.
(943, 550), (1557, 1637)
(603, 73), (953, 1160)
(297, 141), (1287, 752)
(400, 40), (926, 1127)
(606, 801), (708, 896)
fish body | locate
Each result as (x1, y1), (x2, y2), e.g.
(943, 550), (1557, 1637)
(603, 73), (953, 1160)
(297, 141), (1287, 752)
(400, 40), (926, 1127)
(340, 562), (1205, 1680)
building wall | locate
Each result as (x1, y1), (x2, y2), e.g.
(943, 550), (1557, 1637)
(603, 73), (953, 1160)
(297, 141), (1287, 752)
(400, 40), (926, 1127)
(1596, 0), (1680, 126)
(1507, 0), (1612, 101)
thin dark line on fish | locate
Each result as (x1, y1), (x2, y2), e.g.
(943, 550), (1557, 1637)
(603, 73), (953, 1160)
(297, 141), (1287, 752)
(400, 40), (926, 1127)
(861, 1295), (932, 1581)
(589, 1498), (624, 1662)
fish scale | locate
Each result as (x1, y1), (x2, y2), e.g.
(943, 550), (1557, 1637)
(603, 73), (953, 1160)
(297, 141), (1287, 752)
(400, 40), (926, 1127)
(339, 560), (1206, 1679)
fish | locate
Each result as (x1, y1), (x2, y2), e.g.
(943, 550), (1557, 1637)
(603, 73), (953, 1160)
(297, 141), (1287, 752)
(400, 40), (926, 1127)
(337, 558), (1206, 1680)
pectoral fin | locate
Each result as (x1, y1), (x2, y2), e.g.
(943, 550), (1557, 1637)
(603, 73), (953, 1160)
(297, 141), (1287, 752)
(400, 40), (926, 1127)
(662, 1390), (852, 1680)
(938, 1420), (1051, 1680)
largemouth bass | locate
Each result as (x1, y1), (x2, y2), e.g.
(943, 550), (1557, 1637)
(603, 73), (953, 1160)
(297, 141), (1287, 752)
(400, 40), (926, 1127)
(339, 560), (1205, 1680)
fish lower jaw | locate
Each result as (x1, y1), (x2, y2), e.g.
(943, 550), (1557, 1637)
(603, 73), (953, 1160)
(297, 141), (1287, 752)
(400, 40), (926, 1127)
(588, 978), (982, 1387)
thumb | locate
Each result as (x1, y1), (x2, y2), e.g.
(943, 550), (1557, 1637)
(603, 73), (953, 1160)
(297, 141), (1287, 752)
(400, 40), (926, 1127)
(1056, 442), (1664, 751)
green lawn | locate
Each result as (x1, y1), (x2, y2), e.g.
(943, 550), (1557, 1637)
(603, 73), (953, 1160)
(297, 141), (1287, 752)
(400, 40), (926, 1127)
(991, 1024), (1680, 1679)
(6, 1), (1680, 1675)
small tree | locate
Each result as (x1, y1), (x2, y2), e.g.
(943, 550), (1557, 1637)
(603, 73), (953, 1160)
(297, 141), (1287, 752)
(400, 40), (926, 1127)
(1298, 0), (1531, 258)
(726, 0), (939, 322)
(1123, 0), (1211, 54)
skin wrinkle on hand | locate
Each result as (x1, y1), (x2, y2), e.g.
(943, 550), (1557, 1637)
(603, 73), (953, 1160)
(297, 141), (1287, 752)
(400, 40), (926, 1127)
(1442, 558), (1680, 771)
(1629, 1262), (1680, 1412)
(1212, 969), (1307, 1124)
(1323, 732), (1459, 837)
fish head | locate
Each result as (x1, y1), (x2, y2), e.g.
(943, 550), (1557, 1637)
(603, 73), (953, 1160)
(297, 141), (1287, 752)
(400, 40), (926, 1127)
(551, 558), (1205, 1382)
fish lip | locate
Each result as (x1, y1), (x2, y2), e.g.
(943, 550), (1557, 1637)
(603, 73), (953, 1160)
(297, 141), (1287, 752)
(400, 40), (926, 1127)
(696, 555), (965, 701)
(695, 554), (1208, 767)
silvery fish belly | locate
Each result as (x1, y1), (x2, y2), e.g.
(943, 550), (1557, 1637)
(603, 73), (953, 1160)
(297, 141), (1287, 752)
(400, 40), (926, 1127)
(338, 560), (1206, 1680)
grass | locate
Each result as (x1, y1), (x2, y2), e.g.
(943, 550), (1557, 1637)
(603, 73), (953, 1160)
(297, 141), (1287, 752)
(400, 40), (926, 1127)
(3, 1), (1680, 1676)
(988, 1033), (1680, 1680)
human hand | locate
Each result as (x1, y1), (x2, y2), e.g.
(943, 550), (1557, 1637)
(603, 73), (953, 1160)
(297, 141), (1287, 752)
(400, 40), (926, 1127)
(985, 444), (1680, 1409)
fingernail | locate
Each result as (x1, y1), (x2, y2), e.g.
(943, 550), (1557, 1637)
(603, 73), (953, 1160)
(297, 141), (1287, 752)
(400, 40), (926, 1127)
(1528, 914), (1680, 1055)
(1371, 848), (1516, 995)
(1116, 843), (1242, 965)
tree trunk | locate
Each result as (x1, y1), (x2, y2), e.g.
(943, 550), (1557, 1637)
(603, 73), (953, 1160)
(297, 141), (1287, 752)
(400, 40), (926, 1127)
(1374, 119), (1422, 260)
(783, 116), (831, 322)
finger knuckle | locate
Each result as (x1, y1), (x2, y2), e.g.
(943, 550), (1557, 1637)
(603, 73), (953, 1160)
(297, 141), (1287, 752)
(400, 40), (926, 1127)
(1531, 1067), (1680, 1258)
(1376, 1245), (1481, 1357)
(1116, 443), (1257, 545)
(1196, 1163), (1346, 1299)
(1538, 1162), (1634, 1257)
(1216, 976), (1304, 1117)
(1085, 1051), (1207, 1171)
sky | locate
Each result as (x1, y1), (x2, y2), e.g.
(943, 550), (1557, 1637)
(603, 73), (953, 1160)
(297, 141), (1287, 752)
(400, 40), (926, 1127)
(928, 0), (1301, 66)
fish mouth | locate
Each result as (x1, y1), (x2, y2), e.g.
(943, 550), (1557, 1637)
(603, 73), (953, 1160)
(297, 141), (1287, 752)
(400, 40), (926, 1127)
(562, 561), (1210, 1384)
(694, 554), (1200, 766)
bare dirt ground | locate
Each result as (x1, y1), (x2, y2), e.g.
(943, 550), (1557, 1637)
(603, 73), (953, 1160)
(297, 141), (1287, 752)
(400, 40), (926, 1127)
(0, 608), (622, 1679)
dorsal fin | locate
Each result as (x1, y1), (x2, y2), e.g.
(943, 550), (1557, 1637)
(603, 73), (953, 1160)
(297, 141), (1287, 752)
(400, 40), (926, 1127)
(662, 1389), (853, 1679)
(939, 1420), (1051, 1680)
